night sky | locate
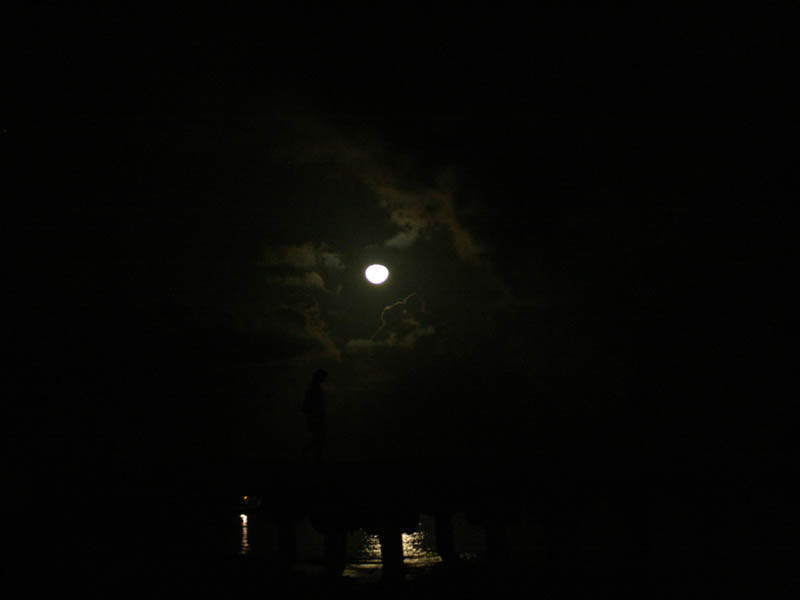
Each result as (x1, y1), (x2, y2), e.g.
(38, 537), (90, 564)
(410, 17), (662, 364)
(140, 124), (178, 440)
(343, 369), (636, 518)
(10, 5), (790, 495)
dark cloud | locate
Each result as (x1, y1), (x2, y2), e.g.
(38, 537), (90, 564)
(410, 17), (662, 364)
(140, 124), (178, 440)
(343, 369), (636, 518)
(377, 180), (484, 263)
(266, 271), (328, 291)
(257, 241), (350, 360)
(346, 292), (435, 353)
(263, 242), (345, 271)
(272, 114), (486, 263)
(257, 303), (341, 363)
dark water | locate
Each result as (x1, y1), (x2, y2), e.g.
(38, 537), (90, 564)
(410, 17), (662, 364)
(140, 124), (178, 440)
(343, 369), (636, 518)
(16, 463), (665, 598)
(22, 498), (533, 595)
(23, 500), (640, 599)
(24, 502), (501, 598)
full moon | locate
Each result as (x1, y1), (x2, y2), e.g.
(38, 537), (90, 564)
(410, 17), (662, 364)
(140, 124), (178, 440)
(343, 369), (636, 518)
(365, 264), (389, 284)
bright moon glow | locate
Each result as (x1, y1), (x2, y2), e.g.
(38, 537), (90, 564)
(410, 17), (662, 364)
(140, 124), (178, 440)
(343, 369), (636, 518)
(365, 264), (389, 284)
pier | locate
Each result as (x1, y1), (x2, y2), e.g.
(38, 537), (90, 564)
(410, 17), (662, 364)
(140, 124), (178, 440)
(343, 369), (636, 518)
(220, 459), (526, 579)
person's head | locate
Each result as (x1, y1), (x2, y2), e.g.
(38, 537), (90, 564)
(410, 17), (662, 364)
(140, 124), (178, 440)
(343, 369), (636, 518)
(312, 368), (328, 384)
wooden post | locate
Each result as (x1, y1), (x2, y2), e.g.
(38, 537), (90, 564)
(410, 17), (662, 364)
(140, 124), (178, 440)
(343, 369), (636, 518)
(275, 518), (296, 569)
(323, 528), (347, 578)
(434, 512), (456, 562)
(378, 529), (404, 581)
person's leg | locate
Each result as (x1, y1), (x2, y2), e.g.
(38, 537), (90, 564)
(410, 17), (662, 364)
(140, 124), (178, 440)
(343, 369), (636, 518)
(314, 427), (327, 463)
(302, 433), (317, 463)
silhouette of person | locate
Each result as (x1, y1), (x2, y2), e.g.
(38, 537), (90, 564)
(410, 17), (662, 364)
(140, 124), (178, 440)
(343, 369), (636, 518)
(302, 368), (328, 463)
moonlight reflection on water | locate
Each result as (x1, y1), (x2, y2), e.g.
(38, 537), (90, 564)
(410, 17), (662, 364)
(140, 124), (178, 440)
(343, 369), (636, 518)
(239, 514), (250, 557)
(353, 527), (441, 564)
